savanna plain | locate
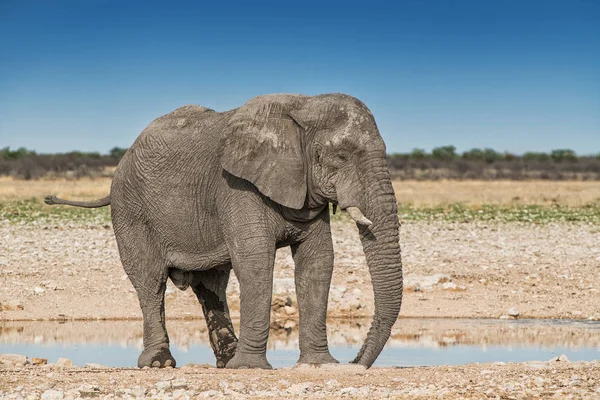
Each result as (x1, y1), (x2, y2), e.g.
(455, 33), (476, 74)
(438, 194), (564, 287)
(1, 178), (599, 398)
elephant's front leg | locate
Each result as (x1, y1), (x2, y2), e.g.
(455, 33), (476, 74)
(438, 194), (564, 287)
(291, 215), (338, 365)
(224, 226), (276, 369)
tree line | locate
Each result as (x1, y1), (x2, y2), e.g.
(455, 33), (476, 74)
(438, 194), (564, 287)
(2, 145), (600, 180)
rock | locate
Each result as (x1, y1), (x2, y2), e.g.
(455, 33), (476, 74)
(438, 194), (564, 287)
(55, 358), (73, 367)
(340, 387), (359, 395)
(156, 380), (172, 391)
(283, 306), (296, 315)
(172, 389), (191, 399)
(230, 382), (245, 392)
(198, 390), (221, 397)
(84, 363), (105, 368)
(404, 274), (452, 291)
(324, 379), (340, 388)
(34, 286), (46, 295)
(442, 282), (457, 290)
(288, 382), (316, 395)
(0, 353), (29, 366)
(31, 357), (48, 365)
(283, 319), (296, 329)
(41, 390), (64, 400)
(171, 378), (188, 389)
(549, 354), (570, 362)
(77, 384), (100, 395)
(507, 308), (520, 318)
(271, 296), (293, 310)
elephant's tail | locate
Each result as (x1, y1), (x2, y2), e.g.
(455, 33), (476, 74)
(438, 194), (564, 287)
(44, 195), (111, 208)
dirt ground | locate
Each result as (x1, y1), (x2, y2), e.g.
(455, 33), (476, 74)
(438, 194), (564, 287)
(1, 360), (599, 399)
(1, 179), (599, 398)
(2, 221), (599, 321)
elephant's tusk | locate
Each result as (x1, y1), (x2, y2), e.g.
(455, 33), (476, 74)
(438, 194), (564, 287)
(346, 207), (373, 226)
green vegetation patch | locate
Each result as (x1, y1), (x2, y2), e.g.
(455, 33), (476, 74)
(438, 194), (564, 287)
(1, 199), (599, 226)
(0, 198), (111, 226)
(397, 203), (600, 224)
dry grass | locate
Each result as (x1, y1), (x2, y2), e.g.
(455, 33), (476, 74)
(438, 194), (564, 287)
(394, 180), (600, 207)
(1, 177), (599, 207)
(0, 177), (112, 201)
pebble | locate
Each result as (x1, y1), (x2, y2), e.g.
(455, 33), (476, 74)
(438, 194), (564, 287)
(34, 286), (46, 295)
(507, 307), (520, 318)
(197, 390), (221, 397)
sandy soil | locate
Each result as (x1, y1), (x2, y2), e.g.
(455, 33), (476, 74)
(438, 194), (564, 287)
(1, 360), (599, 399)
(2, 221), (599, 321)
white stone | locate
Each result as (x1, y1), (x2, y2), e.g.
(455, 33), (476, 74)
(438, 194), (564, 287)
(288, 382), (316, 395)
(171, 379), (188, 389)
(340, 387), (359, 395)
(507, 307), (520, 317)
(283, 306), (296, 315)
(156, 381), (172, 391)
(55, 358), (72, 367)
(0, 354), (28, 366)
(34, 286), (46, 295)
(404, 274), (452, 291)
(84, 363), (104, 368)
(41, 390), (64, 400)
(324, 379), (340, 388)
(197, 390), (221, 398)
(442, 282), (457, 290)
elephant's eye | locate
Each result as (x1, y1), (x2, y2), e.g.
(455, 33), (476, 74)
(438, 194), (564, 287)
(336, 153), (349, 162)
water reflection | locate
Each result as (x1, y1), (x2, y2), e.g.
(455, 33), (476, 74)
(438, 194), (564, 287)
(1, 318), (599, 368)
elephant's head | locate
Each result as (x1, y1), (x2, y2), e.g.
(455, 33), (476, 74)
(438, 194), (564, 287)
(220, 93), (403, 367)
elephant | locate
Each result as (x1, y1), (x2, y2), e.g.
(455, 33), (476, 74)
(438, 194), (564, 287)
(44, 93), (403, 369)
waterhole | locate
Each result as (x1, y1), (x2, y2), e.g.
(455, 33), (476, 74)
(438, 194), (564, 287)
(1, 318), (598, 368)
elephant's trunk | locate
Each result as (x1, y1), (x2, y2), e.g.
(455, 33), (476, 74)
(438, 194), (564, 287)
(352, 155), (403, 367)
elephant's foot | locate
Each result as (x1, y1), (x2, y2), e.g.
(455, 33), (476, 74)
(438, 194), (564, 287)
(297, 351), (339, 365)
(215, 340), (238, 368)
(225, 352), (272, 369)
(138, 345), (176, 368)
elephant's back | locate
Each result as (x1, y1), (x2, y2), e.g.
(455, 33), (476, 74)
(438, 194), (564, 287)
(119, 105), (226, 171)
(111, 105), (228, 209)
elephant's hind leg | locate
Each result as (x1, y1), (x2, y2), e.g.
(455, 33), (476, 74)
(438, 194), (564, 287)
(191, 267), (238, 368)
(115, 224), (176, 368)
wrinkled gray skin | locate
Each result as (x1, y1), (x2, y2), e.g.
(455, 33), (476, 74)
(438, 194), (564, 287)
(44, 93), (403, 369)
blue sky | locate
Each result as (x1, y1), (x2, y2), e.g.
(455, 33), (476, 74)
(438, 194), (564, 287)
(1, 0), (598, 155)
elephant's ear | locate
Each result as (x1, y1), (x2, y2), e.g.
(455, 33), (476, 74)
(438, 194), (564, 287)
(220, 97), (307, 210)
